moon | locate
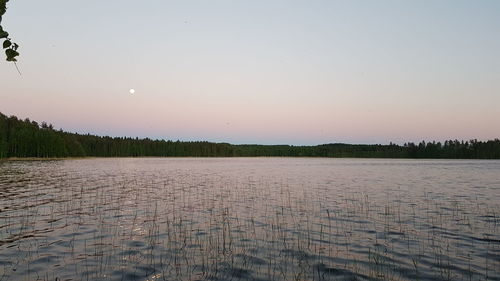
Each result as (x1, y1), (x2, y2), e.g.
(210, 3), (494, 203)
(129, 89), (135, 94)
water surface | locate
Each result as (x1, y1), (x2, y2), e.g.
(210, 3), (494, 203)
(0, 158), (499, 281)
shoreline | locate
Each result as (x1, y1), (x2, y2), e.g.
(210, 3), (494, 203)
(1, 157), (91, 161)
(1, 156), (499, 161)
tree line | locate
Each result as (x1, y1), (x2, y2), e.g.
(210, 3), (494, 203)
(1, 112), (499, 159)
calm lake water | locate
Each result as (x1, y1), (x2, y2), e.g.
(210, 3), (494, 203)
(0, 158), (499, 281)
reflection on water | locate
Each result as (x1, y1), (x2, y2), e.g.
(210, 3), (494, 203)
(0, 158), (499, 281)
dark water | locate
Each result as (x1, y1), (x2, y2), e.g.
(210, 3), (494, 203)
(0, 158), (499, 281)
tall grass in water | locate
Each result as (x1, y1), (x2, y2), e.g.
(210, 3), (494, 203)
(0, 159), (499, 281)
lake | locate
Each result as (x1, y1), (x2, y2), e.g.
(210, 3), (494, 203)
(0, 158), (499, 281)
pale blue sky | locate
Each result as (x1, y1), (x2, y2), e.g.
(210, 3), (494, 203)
(1, 1), (499, 145)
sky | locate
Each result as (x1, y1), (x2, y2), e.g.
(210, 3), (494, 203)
(1, 0), (499, 145)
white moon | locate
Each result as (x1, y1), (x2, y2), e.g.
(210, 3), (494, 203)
(129, 89), (135, 94)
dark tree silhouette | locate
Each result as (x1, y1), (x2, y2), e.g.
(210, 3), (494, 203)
(1, 111), (499, 159)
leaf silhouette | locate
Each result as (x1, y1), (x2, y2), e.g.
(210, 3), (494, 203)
(2, 39), (10, 48)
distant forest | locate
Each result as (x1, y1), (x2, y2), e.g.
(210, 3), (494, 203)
(1, 112), (499, 159)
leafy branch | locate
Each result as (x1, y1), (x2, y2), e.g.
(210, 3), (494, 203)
(1, 0), (20, 62)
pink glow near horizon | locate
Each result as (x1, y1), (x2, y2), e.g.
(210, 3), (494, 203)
(1, 1), (499, 145)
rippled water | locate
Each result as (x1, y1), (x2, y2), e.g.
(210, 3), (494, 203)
(0, 158), (499, 281)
